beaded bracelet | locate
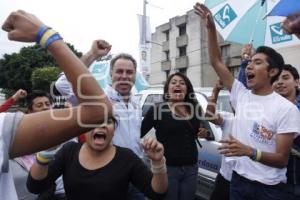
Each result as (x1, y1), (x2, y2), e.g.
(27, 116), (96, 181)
(150, 157), (167, 174)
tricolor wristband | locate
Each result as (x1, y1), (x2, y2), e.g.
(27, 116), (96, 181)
(39, 29), (58, 48)
(36, 26), (50, 44)
(45, 33), (63, 49)
(35, 153), (50, 166)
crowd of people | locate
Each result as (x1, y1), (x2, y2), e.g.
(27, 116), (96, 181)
(0, 3), (300, 200)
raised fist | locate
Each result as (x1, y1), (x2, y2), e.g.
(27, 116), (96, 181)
(2, 10), (45, 42)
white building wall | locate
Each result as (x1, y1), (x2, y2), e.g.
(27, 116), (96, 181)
(149, 10), (300, 87)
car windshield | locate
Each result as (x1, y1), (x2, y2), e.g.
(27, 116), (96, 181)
(142, 94), (164, 117)
(216, 95), (233, 113)
(141, 92), (207, 117)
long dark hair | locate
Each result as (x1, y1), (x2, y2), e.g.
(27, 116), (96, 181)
(163, 72), (200, 114)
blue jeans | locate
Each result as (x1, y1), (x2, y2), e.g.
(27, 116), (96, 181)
(164, 164), (198, 200)
(230, 171), (293, 200)
(127, 183), (144, 200)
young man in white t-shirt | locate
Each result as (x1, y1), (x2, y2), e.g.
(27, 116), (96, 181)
(272, 64), (300, 198)
(0, 10), (112, 200)
(194, 3), (300, 200)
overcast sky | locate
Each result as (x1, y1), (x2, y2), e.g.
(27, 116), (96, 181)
(0, 0), (203, 60)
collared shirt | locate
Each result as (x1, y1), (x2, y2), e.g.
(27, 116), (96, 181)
(55, 74), (143, 158)
(105, 86), (143, 158)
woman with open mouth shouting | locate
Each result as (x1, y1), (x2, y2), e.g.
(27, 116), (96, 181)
(141, 72), (213, 200)
(27, 117), (168, 200)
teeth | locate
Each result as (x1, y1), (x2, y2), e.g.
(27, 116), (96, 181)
(95, 132), (105, 134)
(93, 132), (106, 140)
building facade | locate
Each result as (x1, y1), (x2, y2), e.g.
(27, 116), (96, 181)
(149, 10), (300, 87)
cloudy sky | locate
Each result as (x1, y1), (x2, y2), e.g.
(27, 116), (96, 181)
(0, 0), (203, 60)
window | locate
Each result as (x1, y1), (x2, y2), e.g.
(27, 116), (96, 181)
(229, 65), (240, 78)
(178, 24), (186, 36)
(165, 30), (169, 41)
(179, 46), (186, 57)
(178, 68), (187, 75)
(216, 95), (233, 113)
(165, 50), (170, 61)
(165, 70), (170, 80)
(221, 44), (230, 57)
(142, 94), (164, 116)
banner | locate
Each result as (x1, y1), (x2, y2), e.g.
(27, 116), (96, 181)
(138, 14), (152, 80)
(90, 60), (149, 93)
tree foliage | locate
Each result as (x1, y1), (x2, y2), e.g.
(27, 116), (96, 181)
(0, 43), (82, 96)
(31, 67), (61, 92)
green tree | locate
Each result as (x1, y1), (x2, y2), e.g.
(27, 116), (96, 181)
(0, 43), (82, 96)
(31, 67), (61, 92)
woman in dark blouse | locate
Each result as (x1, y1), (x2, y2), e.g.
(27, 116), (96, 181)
(27, 117), (168, 200)
(141, 72), (212, 200)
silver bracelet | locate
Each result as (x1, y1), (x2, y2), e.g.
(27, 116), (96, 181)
(150, 157), (167, 174)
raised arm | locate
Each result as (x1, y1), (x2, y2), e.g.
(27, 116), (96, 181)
(238, 44), (253, 88)
(194, 3), (234, 91)
(80, 39), (111, 67)
(282, 12), (300, 39)
(2, 10), (112, 157)
(55, 39), (111, 105)
(205, 80), (224, 126)
(0, 89), (27, 113)
(142, 138), (168, 196)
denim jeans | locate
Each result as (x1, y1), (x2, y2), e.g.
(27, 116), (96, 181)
(230, 171), (293, 200)
(164, 164), (198, 200)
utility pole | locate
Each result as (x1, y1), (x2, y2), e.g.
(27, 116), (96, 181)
(141, 0), (148, 45)
(139, 0), (150, 81)
(139, 0), (163, 81)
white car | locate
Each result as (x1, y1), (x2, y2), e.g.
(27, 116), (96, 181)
(135, 86), (232, 200)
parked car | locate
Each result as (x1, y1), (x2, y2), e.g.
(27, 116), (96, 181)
(135, 86), (232, 200)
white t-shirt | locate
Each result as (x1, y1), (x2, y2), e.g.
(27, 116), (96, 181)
(219, 112), (234, 181)
(0, 112), (24, 200)
(230, 80), (300, 185)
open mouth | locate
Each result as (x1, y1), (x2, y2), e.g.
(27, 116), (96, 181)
(118, 81), (132, 86)
(173, 89), (182, 93)
(113, 81), (133, 90)
(93, 132), (107, 144)
(276, 86), (286, 92)
(119, 82), (130, 86)
(247, 73), (255, 81)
